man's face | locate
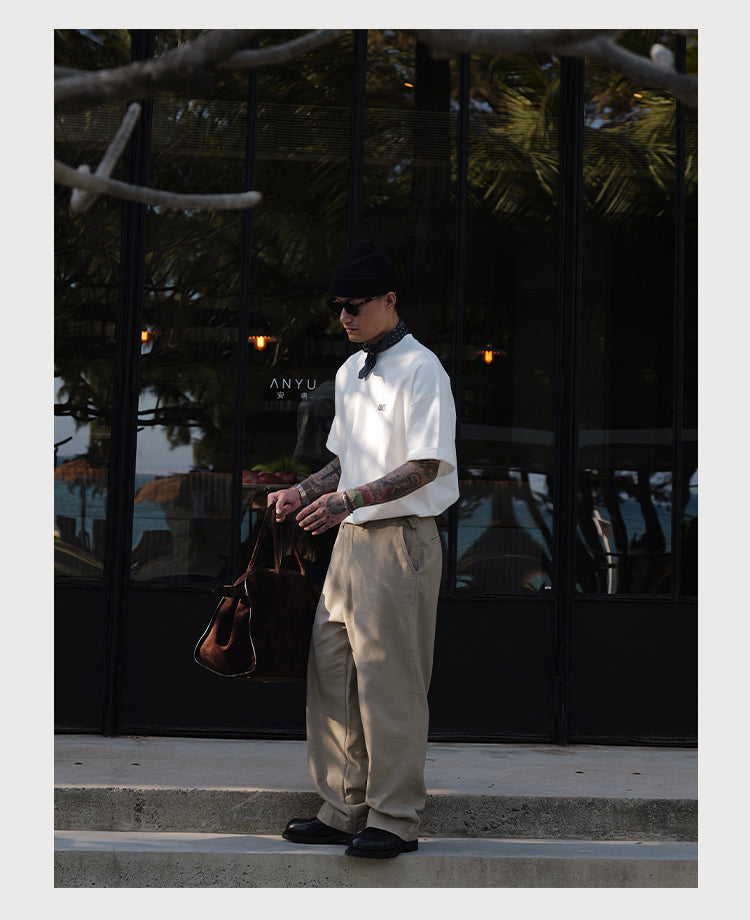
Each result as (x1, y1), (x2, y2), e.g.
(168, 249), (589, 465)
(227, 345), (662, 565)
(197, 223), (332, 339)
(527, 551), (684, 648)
(332, 292), (397, 345)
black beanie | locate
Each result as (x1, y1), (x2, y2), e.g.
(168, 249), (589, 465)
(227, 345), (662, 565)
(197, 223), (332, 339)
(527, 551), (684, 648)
(330, 241), (401, 297)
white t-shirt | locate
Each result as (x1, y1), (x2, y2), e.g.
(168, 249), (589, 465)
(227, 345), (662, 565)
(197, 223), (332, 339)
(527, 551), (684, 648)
(326, 333), (459, 523)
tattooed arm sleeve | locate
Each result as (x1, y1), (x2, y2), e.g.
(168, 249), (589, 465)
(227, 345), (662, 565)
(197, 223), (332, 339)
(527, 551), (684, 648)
(347, 459), (440, 509)
(299, 457), (342, 502)
(295, 459), (440, 534)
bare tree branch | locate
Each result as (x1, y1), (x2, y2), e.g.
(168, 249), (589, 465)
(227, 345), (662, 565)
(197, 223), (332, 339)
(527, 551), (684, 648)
(410, 29), (697, 108)
(571, 35), (697, 107)
(409, 28), (624, 56)
(54, 28), (697, 215)
(56, 28), (697, 115)
(220, 29), (349, 69)
(55, 29), (258, 111)
(55, 159), (262, 211)
(54, 29), (350, 212)
(55, 29), (349, 112)
(70, 102), (142, 213)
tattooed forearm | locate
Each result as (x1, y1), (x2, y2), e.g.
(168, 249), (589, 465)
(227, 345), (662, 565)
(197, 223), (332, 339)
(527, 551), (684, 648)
(296, 460), (439, 534)
(300, 457), (341, 501)
(349, 459), (439, 509)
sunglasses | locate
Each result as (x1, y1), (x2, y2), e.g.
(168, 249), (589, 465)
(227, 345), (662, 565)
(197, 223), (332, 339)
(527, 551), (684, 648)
(326, 295), (380, 317)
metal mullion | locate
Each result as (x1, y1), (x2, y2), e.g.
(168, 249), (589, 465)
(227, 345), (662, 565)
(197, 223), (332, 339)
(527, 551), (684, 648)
(551, 57), (585, 745)
(447, 53), (470, 593)
(229, 66), (259, 575)
(101, 29), (155, 735)
(671, 35), (687, 598)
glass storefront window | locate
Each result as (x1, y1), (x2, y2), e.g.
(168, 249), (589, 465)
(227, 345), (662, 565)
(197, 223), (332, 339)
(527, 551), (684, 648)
(131, 30), (247, 584)
(682, 60), (698, 597)
(577, 31), (681, 595)
(363, 31), (456, 350)
(237, 32), (355, 583)
(576, 466), (673, 594)
(363, 32), (459, 587)
(54, 29), (696, 601)
(54, 29), (131, 579)
(53, 29), (699, 743)
(131, 31), (356, 584)
(457, 53), (559, 595)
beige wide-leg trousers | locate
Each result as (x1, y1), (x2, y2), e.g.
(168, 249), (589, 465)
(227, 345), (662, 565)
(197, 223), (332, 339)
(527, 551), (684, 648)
(306, 515), (443, 841)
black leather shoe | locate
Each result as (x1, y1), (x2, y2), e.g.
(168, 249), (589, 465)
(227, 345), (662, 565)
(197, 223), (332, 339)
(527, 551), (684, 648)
(282, 816), (354, 845)
(345, 827), (419, 859)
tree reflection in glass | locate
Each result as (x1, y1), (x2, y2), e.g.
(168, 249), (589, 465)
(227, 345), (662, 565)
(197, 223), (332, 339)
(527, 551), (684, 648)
(576, 30), (697, 595)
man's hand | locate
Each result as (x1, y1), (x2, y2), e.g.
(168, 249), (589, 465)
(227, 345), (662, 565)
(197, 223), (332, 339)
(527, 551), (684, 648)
(267, 486), (302, 522)
(296, 492), (350, 534)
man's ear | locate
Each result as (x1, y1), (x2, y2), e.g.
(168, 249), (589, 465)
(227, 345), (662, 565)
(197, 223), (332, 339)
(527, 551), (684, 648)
(384, 291), (397, 311)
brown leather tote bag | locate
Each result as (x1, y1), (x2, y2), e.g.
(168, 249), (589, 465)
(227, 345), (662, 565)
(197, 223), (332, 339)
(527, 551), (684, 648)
(194, 506), (320, 681)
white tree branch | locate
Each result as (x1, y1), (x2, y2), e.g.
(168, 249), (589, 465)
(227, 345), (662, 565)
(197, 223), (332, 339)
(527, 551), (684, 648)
(409, 28), (624, 55)
(70, 102), (142, 213)
(55, 29), (348, 111)
(410, 29), (697, 108)
(220, 29), (348, 69)
(55, 29), (258, 110)
(55, 159), (262, 211)
(54, 28), (697, 216)
(575, 35), (697, 107)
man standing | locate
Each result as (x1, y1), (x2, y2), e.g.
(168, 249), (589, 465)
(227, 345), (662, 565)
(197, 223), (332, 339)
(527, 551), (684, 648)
(268, 241), (459, 859)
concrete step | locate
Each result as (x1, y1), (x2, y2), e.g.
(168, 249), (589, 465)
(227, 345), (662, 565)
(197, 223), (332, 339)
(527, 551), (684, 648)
(55, 785), (697, 842)
(54, 830), (698, 888)
(54, 735), (698, 843)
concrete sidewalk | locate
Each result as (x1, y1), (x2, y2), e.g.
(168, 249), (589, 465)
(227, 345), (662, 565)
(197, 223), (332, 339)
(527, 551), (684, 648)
(55, 734), (697, 801)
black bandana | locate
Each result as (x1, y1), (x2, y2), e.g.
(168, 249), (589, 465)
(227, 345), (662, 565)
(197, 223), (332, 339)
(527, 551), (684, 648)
(358, 319), (409, 379)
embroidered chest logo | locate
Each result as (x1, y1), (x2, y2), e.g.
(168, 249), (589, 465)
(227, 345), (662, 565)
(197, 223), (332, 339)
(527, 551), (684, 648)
(378, 404), (387, 412)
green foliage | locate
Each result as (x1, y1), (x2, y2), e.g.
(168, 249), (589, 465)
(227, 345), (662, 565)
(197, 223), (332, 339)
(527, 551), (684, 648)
(251, 455), (310, 475)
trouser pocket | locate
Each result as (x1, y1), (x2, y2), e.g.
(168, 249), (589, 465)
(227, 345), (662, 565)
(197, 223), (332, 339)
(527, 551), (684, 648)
(399, 516), (438, 574)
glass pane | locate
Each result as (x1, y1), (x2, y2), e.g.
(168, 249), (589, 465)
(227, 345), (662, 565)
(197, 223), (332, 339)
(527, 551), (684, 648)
(132, 31), (356, 584)
(131, 30), (248, 584)
(363, 32), (458, 588)
(577, 31), (678, 595)
(364, 32), (456, 347)
(457, 53), (559, 595)
(237, 32), (355, 584)
(54, 29), (130, 579)
(681, 54), (698, 597)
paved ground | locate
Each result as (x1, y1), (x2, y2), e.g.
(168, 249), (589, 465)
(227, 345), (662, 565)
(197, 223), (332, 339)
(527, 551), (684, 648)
(55, 734), (697, 800)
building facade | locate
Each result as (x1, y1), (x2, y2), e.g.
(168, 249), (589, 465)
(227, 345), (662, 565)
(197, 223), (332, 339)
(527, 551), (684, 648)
(54, 29), (698, 744)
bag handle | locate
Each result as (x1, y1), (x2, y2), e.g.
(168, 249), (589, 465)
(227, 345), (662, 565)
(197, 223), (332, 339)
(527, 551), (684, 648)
(270, 507), (310, 578)
(212, 505), (307, 597)
(215, 501), (309, 597)
(253, 504), (307, 576)
(248, 504), (276, 571)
